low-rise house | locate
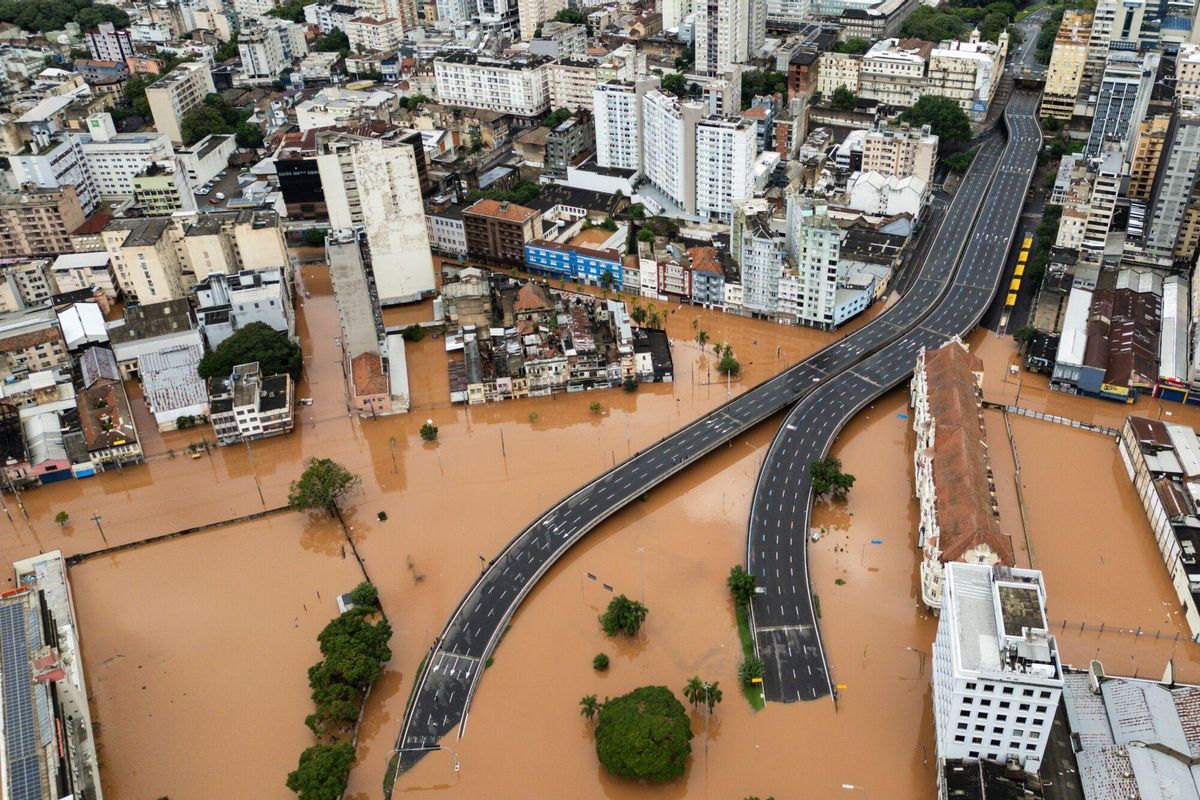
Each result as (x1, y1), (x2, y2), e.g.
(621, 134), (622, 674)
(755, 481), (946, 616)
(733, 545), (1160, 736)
(74, 346), (141, 470)
(194, 268), (294, 350)
(524, 240), (624, 288)
(138, 343), (208, 431)
(50, 251), (116, 300)
(208, 361), (294, 444)
(107, 298), (202, 380)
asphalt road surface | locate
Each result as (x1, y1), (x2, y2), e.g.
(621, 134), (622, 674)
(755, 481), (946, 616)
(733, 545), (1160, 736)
(390, 95), (1042, 775)
(747, 92), (1043, 704)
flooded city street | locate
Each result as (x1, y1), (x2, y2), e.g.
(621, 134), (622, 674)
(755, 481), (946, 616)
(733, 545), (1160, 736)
(5, 266), (1199, 798)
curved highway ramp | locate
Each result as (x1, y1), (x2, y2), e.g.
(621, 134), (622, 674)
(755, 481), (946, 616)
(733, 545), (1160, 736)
(389, 93), (1041, 777)
(747, 92), (1043, 704)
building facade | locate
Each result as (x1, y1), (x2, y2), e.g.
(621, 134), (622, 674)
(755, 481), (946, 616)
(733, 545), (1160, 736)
(433, 52), (552, 117)
(145, 62), (217, 145)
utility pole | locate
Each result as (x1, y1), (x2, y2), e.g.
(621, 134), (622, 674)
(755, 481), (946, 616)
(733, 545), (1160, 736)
(243, 438), (265, 507)
(90, 513), (109, 547)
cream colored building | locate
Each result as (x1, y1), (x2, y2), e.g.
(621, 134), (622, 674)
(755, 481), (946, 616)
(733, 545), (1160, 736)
(346, 16), (406, 53)
(817, 52), (861, 98)
(518, 0), (567, 40)
(549, 59), (597, 111)
(862, 123), (938, 184)
(178, 209), (289, 281)
(926, 30), (1008, 122)
(132, 160), (196, 215)
(1177, 43), (1200, 103)
(1055, 206), (1089, 249)
(1041, 10), (1092, 121)
(145, 62), (216, 145)
(859, 37), (930, 108)
(1128, 114), (1170, 201)
(102, 217), (189, 303)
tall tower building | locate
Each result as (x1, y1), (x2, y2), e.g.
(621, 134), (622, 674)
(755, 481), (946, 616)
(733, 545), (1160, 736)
(1040, 9), (1092, 121)
(593, 78), (659, 172)
(641, 89), (703, 214)
(316, 130), (436, 305)
(784, 197), (841, 328)
(695, 0), (748, 77)
(1144, 109), (1200, 263)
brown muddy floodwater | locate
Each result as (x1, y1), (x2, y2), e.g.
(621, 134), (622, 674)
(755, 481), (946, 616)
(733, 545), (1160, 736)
(11, 273), (1196, 799)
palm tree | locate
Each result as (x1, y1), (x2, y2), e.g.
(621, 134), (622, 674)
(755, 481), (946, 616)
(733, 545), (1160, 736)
(702, 681), (723, 713)
(579, 694), (599, 720)
(696, 330), (709, 348)
(683, 676), (703, 708)
(631, 304), (647, 325)
(648, 310), (662, 329)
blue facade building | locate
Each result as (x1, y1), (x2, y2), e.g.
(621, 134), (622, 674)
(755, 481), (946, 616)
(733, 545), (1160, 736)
(524, 240), (624, 288)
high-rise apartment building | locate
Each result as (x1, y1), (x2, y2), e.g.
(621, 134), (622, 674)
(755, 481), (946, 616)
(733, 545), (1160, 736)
(549, 59), (598, 111)
(145, 62), (216, 145)
(1083, 0), (1148, 87)
(477, 0), (519, 35)
(1127, 114), (1170, 201)
(642, 89), (703, 215)
(101, 217), (189, 303)
(0, 186), (85, 260)
(85, 21), (135, 62)
(316, 130), (436, 304)
(696, 117), (756, 221)
(1144, 109), (1200, 263)
(862, 123), (938, 184)
(1081, 150), (1124, 258)
(10, 134), (99, 216)
(1084, 52), (1158, 158)
(784, 197), (841, 328)
(238, 22), (306, 80)
(517, 0), (566, 40)
(1041, 10), (1092, 121)
(695, 0), (748, 76)
(80, 113), (174, 198)
(345, 16), (407, 53)
(1177, 43), (1200, 103)
(593, 78), (658, 172)
(932, 562), (1063, 771)
(734, 201), (787, 317)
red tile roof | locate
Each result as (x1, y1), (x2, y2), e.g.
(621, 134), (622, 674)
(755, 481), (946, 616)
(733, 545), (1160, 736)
(351, 352), (388, 397)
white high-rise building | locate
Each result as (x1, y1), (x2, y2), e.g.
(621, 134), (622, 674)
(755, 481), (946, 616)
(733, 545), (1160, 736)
(80, 114), (174, 198)
(436, 0), (478, 25)
(695, 0), (748, 76)
(642, 89), (703, 214)
(932, 563), (1063, 772)
(696, 117), (756, 220)
(11, 134), (100, 216)
(238, 25), (287, 79)
(784, 197), (841, 328)
(145, 62), (216, 145)
(661, 0), (689, 28)
(317, 131), (436, 305)
(765, 0), (809, 28)
(593, 78), (658, 172)
(477, 0), (520, 35)
(733, 201), (786, 317)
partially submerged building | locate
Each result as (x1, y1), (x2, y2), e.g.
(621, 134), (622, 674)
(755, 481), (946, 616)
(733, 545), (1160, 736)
(208, 361), (294, 445)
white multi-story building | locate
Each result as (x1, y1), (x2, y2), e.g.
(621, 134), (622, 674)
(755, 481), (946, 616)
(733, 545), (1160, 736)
(478, 0), (520, 35)
(594, 79), (655, 172)
(785, 196), (841, 328)
(696, 117), (756, 221)
(927, 31), (1008, 122)
(859, 37), (930, 107)
(208, 361), (295, 445)
(238, 22), (306, 80)
(145, 62), (216, 145)
(433, 52), (551, 117)
(85, 21), (135, 62)
(194, 267), (294, 349)
(51, 251), (116, 300)
(517, 0), (567, 40)
(1085, 51), (1158, 158)
(436, 0), (478, 25)
(426, 204), (468, 255)
(346, 16), (407, 53)
(733, 201), (786, 317)
(932, 562), (1063, 772)
(295, 87), (397, 131)
(80, 113), (174, 198)
(10, 134), (100, 216)
(642, 89), (702, 214)
(317, 130), (436, 304)
(765, 0), (809, 27)
(695, 0), (748, 76)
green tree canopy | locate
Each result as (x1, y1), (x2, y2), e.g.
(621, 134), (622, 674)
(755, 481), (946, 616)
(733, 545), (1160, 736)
(661, 72), (687, 95)
(830, 85), (857, 111)
(833, 37), (871, 54)
(302, 228), (326, 246)
(727, 565), (756, 606)
(313, 28), (349, 56)
(594, 686), (693, 782)
(810, 456), (856, 501)
(600, 594), (648, 636)
(901, 6), (967, 40)
(0, 0), (128, 33)
(898, 95), (971, 145)
(285, 743), (355, 800)
(348, 581), (380, 610)
(944, 146), (979, 174)
(198, 321), (302, 380)
(288, 457), (361, 515)
(739, 69), (789, 108)
(316, 610), (393, 688)
(544, 107), (572, 128)
(235, 121), (264, 149)
(552, 8), (585, 23)
(268, 0), (307, 21)
(180, 104), (229, 146)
